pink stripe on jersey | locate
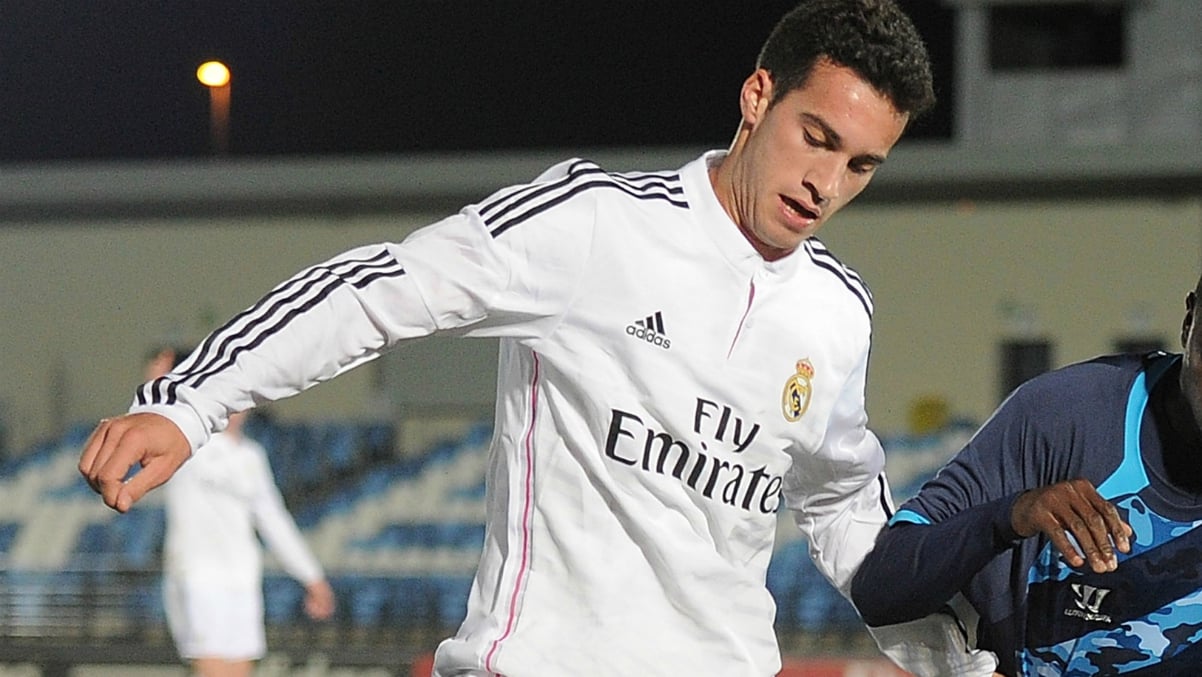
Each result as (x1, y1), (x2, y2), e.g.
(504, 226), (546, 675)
(728, 281), (756, 359)
(484, 352), (540, 674)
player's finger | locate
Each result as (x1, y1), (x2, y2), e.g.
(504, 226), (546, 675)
(1086, 489), (1132, 554)
(78, 418), (115, 491)
(86, 423), (145, 511)
(1064, 508), (1114, 573)
(1045, 520), (1085, 569)
(1062, 481), (1127, 571)
(1059, 481), (1118, 572)
(114, 453), (177, 513)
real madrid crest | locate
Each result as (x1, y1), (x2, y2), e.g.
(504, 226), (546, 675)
(782, 358), (815, 422)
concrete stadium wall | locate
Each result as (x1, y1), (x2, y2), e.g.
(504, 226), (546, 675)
(0, 214), (435, 454)
(822, 197), (1202, 430)
(1, 197), (1199, 453)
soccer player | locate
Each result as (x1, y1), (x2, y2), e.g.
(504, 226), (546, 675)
(148, 346), (336, 677)
(850, 275), (1202, 675)
(80, 2), (997, 675)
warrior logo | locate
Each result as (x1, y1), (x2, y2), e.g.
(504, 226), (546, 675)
(1066, 583), (1112, 623)
(782, 358), (815, 422)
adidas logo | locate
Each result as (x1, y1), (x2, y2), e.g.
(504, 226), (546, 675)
(626, 311), (671, 350)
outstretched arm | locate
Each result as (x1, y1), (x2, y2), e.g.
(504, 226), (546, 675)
(851, 494), (1023, 627)
(852, 479), (1132, 628)
(78, 243), (423, 512)
(853, 361), (1141, 627)
(78, 179), (596, 512)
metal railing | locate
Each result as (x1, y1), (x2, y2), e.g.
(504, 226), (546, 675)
(0, 568), (165, 642)
(0, 567), (430, 673)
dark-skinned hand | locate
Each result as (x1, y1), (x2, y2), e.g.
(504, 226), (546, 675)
(1011, 478), (1132, 573)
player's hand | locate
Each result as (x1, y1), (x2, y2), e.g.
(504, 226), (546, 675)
(304, 579), (336, 620)
(77, 412), (191, 513)
(1010, 478), (1132, 573)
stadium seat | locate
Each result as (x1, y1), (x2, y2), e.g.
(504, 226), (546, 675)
(263, 575), (304, 624)
(348, 576), (391, 627)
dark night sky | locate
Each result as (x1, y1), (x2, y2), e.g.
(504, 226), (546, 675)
(0, 2), (954, 165)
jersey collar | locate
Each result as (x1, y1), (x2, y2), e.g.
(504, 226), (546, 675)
(681, 150), (802, 278)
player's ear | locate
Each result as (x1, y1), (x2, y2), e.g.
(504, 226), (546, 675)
(739, 69), (773, 126)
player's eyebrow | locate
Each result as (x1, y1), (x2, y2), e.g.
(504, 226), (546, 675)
(802, 112), (888, 166)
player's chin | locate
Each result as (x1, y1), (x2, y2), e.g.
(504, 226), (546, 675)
(772, 228), (814, 253)
(796, 219), (824, 241)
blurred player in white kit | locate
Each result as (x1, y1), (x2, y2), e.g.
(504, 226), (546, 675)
(147, 346), (335, 677)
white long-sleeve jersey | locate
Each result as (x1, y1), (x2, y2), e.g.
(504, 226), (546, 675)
(132, 152), (978, 676)
(162, 430), (324, 589)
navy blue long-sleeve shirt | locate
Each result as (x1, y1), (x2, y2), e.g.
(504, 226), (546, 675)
(852, 352), (1202, 675)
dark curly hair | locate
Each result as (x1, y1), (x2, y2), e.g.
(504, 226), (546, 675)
(757, 0), (935, 119)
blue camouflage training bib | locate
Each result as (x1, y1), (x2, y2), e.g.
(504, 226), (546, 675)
(1021, 356), (1202, 675)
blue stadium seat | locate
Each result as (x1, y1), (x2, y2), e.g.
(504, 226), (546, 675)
(348, 576), (391, 627)
(433, 523), (484, 549)
(0, 522), (19, 555)
(430, 575), (473, 628)
(390, 578), (438, 628)
(126, 577), (165, 625)
(263, 575), (303, 624)
(356, 467), (395, 499)
(362, 423), (394, 459)
(114, 508), (165, 569)
(318, 423), (360, 475)
(766, 539), (862, 633)
(72, 523), (117, 567)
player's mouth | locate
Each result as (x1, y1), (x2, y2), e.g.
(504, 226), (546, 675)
(780, 195), (820, 230)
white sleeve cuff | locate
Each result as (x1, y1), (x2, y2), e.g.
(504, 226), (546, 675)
(127, 403), (211, 455)
(867, 609), (999, 677)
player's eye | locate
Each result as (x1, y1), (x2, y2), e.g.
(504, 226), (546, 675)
(848, 160), (877, 175)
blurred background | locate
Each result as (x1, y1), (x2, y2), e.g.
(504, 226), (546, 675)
(1, 1), (1200, 675)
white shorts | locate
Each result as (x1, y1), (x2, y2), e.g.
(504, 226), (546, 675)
(163, 576), (265, 661)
